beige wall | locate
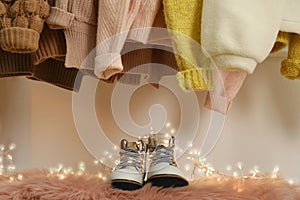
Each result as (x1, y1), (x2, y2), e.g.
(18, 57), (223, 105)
(0, 54), (299, 183)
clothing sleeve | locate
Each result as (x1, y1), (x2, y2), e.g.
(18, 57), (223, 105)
(127, 0), (161, 44)
(95, 0), (141, 79)
(281, 33), (300, 79)
(201, 0), (285, 73)
(45, 0), (97, 70)
(204, 69), (247, 114)
(163, 0), (213, 90)
(46, 0), (75, 29)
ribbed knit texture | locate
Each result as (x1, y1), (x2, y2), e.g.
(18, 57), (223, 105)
(1, 27), (40, 53)
(127, 0), (161, 44)
(29, 58), (83, 91)
(281, 33), (300, 80)
(32, 24), (66, 65)
(271, 31), (290, 53)
(0, 49), (32, 76)
(46, 0), (74, 29)
(0, 0), (50, 53)
(95, 0), (139, 79)
(177, 68), (212, 91)
(163, 0), (213, 91)
(46, 0), (97, 69)
(95, 0), (160, 79)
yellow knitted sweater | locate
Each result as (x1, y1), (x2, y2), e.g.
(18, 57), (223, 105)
(163, 0), (212, 91)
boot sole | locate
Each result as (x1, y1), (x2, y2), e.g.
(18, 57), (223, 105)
(111, 179), (143, 191)
(146, 174), (189, 188)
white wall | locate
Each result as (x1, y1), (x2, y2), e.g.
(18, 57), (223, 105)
(0, 54), (300, 182)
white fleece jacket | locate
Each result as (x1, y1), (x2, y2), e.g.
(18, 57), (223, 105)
(201, 0), (300, 74)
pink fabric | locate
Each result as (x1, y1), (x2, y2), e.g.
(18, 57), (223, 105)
(204, 69), (247, 114)
(95, 0), (161, 79)
(0, 170), (299, 199)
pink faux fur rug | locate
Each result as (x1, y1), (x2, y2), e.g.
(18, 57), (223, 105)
(0, 170), (299, 200)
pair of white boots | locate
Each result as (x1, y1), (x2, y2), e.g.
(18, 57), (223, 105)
(110, 133), (188, 191)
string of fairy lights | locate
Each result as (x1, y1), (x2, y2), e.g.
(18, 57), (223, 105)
(0, 142), (298, 190)
(0, 143), (16, 176)
(0, 122), (299, 190)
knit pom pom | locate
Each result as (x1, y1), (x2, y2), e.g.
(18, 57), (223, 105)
(9, 0), (20, 17)
(0, 17), (11, 29)
(39, 0), (49, 18)
(24, 0), (37, 14)
(29, 15), (43, 32)
(0, 2), (7, 16)
(13, 16), (28, 28)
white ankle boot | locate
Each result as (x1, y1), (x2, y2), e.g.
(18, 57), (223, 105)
(110, 139), (146, 190)
(146, 133), (188, 188)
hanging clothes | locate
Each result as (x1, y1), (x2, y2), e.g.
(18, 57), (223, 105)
(204, 32), (290, 114)
(95, 0), (161, 79)
(281, 33), (300, 79)
(201, 0), (286, 73)
(29, 59), (83, 91)
(163, 0), (213, 91)
(271, 31), (290, 53)
(201, 0), (300, 114)
(28, 24), (84, 91)
(107, 3), (178, 86)
(0, 49), (32, 77)
(46, 0), (98, 70)
(0, 0), (50, 53)
(31, 24), (66, 65)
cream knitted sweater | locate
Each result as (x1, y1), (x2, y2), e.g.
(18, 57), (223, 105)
(201, 0), (300, 74)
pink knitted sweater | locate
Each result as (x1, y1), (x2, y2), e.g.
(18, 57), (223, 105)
(46, 0), (97, 70)
(46, 0), (161, 80)
(95, 0), (161, 79)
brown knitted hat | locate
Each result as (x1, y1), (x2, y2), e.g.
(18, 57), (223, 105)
(0, 0), (50, 53)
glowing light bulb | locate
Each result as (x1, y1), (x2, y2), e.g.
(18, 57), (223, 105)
(233, 171), (238, 177)
(7, 154), (12, 161)
(17, 174), (23, 181)
(185, 164), (191, 171)
(59, 175), (65, 180)
(57, 164), (63, 172)
(113, 146), (118, 151)
(273, 166), (279, 174)
(8, 144), (16, 151)
(237, 162), (243, 170)
(78, 162), (86, 171)
(226, 165), (232, 172)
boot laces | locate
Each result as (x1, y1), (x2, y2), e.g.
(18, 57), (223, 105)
(116, 149), (144, 174)
(151, 145), (175, 166)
